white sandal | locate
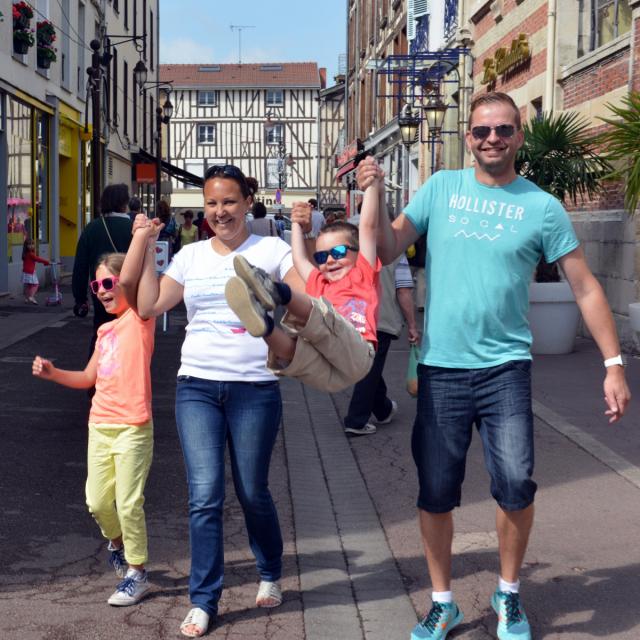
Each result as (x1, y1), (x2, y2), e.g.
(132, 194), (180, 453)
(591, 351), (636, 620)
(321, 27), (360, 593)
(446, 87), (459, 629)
(180, 607), (210, 638)
(256, 580), (282, 608)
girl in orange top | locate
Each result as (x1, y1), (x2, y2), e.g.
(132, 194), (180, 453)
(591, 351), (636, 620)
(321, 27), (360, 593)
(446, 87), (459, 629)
(32, 253), (155, 608)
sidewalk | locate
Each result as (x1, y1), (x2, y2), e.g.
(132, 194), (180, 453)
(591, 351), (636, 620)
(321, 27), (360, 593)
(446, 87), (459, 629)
(0, 298), (638, 639)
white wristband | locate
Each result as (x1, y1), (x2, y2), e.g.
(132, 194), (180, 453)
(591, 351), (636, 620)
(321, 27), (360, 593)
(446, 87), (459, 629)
(604, 355), (624, 368)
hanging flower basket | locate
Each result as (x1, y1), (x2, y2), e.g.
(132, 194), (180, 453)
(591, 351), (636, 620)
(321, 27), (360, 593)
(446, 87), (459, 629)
(13, 29), (34, 54)
(13, 1), (34, 54)
(36, 20), (57, 67)
(37, 48), (52, 68)
(12, 1), (33, 29)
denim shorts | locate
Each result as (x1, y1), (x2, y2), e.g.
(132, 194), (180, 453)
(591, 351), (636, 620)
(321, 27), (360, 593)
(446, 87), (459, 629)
(412, 360), (537, 513)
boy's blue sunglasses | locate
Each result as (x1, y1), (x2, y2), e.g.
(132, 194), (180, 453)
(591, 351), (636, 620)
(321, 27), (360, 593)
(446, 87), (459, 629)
(313, 244), (358, 265)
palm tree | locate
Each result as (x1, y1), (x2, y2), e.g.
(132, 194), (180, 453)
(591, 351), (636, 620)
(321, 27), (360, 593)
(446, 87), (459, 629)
(515, 111), (612, 281)
(597, 91), (640, 216)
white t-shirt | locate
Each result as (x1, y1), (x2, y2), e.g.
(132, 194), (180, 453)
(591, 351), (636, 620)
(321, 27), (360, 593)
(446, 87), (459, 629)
(164, 235), (294, 381)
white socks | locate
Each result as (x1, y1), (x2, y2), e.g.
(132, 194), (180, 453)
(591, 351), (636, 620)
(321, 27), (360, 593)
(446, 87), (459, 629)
(432, 590), (453, 603)
(499, 577), (520, 593)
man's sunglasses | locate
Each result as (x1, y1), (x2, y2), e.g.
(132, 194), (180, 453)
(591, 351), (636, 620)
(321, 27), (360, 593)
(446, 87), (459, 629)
(470, 124), (516, 140)
(90, 276), (120, 294)
(313, 244), (358, 265)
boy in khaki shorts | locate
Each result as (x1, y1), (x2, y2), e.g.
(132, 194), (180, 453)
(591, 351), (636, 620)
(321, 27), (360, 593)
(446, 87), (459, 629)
(225, 177), (382, 393)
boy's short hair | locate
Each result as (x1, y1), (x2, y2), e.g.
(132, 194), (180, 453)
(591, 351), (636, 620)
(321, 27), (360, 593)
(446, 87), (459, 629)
(319, 221), (359, 250)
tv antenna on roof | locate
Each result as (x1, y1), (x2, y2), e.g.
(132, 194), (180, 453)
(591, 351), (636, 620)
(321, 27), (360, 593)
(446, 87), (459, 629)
(230, 25), (256, 64)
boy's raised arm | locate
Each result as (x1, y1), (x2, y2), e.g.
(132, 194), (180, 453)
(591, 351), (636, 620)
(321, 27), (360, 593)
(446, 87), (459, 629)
(357, 177), (381, 268)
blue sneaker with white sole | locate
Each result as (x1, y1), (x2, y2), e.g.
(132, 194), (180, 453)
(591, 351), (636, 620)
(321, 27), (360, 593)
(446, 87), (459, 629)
(491, 589), (532, 640)
(411, 601), (464, 640)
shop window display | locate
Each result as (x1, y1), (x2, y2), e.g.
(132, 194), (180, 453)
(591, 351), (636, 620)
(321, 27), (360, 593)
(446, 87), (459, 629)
(6, 97), (33, 262)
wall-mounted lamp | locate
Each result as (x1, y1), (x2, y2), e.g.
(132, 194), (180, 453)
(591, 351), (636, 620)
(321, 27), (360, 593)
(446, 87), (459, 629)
(398, 104), (421, 147)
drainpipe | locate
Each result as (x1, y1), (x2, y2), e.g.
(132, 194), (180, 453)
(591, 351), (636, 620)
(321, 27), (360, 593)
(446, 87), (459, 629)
(544, 0), (557, 113)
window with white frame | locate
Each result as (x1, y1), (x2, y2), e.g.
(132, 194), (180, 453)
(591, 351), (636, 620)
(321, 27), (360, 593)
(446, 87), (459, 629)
(266, 158), (280, 188)
(590, 0), (631, 51)
(197, 90), (218, 106)
(185, 160), (204, 188)
(266, 123), (284, 145)
(197, 124), (216, 144)
(266, 89), (284, 106)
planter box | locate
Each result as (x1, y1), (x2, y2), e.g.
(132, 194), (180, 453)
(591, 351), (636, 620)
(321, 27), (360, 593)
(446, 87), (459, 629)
(13, 37), (30, 55)
(528, 281), (580, 354)
(37, 53), (51, 69)
(629, 303), (640, 333)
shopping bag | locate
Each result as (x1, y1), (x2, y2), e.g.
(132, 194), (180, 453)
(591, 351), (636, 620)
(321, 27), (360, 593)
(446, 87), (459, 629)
(406, 344), (420, 397)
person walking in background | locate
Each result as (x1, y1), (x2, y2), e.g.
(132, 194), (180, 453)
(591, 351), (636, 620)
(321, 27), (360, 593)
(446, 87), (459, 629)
(33, 253), (155, 607)
(343, 251), (419, 435)
(307, 198), (325, 238)
(248, 202), (279, 237)
(72, 184), (133, 357)
(407, 235), (426, 312)
(225, 177), (381, 393)
(21, 238), (50, 305)
(120, 164), (304, 638)
(175, 210), (198, 252)
(157, 200), (178, 259)
(128, 197), (143, 224)
(357, 91), (630, 640)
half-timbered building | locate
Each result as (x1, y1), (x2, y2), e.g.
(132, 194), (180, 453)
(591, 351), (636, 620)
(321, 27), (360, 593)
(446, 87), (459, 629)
(159, 62), (324, 212)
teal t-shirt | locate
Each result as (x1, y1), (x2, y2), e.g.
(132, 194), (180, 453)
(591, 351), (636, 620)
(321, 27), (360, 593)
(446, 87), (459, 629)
(404, 168), (579, 368)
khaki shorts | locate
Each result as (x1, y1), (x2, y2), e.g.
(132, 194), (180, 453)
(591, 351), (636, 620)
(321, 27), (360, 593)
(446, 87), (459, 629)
(268, 296), (375, 393)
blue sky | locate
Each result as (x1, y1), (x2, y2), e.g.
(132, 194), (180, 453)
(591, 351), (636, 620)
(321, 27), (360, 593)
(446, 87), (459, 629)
(159, 0), (347, 83)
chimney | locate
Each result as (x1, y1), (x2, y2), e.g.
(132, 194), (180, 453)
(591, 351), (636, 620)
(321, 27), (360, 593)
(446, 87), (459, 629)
(319, 67), (327, 89)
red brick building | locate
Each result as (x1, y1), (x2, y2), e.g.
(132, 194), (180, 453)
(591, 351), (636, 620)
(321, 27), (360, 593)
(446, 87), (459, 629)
(467, 0), (640, 350)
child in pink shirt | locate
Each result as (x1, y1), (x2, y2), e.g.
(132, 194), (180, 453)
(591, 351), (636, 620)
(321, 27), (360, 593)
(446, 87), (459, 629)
(32, 252), (155, 607)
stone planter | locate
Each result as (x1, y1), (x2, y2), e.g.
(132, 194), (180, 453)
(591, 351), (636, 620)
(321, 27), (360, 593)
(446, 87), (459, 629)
(528, 281), (580, 354)
(629, 303), (640, 334)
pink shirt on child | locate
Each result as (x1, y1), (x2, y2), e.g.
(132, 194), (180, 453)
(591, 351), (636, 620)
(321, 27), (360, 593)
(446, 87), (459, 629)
(89, 308), (155, 425)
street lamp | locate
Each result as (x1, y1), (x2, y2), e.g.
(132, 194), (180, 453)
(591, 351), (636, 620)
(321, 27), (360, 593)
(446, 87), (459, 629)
(155, 95), (174, 210)
(422, 92), (448, 174)
(398, 104), (420, 205)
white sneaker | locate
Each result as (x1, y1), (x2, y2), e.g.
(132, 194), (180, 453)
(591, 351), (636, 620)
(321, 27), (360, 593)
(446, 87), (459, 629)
(107, 569), (150, 606)
(344, 423), (377, 436)
(374, 400), (398, 425)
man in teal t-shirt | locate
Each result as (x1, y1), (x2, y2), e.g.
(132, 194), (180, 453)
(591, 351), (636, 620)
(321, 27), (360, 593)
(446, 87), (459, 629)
(357, 92), (630, 640)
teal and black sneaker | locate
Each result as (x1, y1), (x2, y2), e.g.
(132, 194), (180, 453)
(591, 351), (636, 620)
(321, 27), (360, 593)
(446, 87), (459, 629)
(411, 601), (464, 640)
(491, 589), (532, 640)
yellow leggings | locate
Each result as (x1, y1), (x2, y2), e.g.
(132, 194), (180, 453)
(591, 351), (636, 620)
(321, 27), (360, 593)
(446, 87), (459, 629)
(85, 421), (153, 565)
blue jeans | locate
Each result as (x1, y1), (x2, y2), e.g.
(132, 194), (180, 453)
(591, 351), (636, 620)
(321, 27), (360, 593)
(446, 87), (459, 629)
(412, 360), (536, 513)
(175, 376), (284, 617)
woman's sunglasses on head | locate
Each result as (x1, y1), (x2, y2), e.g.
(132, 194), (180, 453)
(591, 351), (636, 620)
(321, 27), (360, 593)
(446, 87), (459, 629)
(313, 244), (358, 265)
(204, 164), (245, 181)
(470, 124), (516, 140)
(90, 276), (120, 294)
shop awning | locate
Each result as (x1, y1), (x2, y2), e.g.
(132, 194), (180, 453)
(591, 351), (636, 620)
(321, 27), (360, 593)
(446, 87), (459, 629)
(335, 159), (357, 182)
(134, 150), (204, 188)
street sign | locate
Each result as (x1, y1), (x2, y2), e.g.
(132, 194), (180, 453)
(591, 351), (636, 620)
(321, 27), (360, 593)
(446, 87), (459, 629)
(275, 189), (281, 204)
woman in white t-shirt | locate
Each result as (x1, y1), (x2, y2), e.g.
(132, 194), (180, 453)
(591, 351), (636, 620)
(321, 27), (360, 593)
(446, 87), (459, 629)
(120, 165), (304, 638)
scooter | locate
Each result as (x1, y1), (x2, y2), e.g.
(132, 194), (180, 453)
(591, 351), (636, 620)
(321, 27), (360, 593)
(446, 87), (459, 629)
(45, 262), (63, 306)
